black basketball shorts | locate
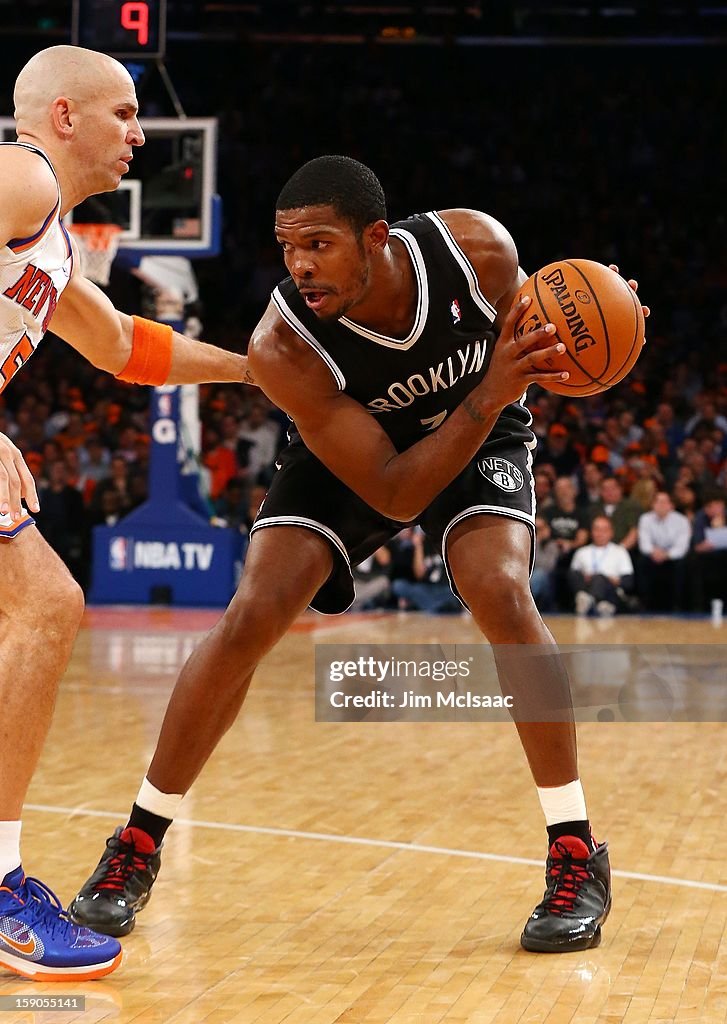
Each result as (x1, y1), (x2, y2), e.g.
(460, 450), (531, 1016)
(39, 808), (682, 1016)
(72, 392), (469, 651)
(250, 437), (536, 614)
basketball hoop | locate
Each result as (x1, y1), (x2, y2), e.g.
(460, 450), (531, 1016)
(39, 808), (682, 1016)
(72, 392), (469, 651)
(68, 223), (123, 287)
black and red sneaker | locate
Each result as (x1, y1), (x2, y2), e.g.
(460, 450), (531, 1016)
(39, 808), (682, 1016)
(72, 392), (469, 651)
(68, 827), (162, 937)
(520, 836), (611, 953)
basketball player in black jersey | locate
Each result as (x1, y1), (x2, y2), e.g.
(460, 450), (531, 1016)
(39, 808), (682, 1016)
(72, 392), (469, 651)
(71, 156), (647, 953)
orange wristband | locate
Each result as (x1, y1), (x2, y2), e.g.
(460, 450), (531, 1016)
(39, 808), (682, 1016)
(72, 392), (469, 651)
(116, 316), (173, 385)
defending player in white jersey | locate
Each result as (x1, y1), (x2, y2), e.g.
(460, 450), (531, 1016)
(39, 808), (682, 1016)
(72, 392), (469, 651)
(0, 45), (249, 981)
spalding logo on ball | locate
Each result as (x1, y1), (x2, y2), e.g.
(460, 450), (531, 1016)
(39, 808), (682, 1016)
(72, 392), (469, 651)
(516, 259), (646, 396)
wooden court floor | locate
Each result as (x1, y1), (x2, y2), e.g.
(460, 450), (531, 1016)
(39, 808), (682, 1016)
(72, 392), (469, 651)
(1, 609), (726, 1024)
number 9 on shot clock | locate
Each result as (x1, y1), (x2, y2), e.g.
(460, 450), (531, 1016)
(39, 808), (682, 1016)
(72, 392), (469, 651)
(72, 0), (166, 58)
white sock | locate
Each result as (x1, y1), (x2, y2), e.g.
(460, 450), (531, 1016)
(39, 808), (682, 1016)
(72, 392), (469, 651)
(0, 821), (22, 882)
(537, 779), (588, 826)
(135, 777), (183, 821)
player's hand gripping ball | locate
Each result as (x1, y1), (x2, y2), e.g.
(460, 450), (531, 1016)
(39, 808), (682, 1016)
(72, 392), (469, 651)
(516, 259), (646, 396)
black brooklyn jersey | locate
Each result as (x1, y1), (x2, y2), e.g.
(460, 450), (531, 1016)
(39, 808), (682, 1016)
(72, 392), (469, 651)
(272, 211), (533, 453)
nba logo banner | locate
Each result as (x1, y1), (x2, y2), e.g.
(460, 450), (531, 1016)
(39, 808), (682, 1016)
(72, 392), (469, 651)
(109, 536), (128, 571)
(93, 524), (245, 606)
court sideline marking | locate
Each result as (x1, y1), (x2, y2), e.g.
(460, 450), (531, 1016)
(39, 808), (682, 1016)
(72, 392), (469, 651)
(26, 802), (727, 894)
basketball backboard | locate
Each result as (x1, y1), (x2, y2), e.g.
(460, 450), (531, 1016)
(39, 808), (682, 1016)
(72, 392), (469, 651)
(0, 116), (221, 258)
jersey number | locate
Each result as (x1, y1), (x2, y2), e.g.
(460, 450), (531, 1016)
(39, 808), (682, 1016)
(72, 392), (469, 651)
(420, 411), (448, 431)
(0, 334), (34, 395)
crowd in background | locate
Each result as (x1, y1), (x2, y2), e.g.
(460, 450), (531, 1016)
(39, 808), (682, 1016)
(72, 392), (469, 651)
(0, 40), (724, 613)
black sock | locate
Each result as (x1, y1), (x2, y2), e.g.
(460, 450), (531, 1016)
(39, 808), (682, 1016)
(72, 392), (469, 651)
(547, 820), (594, 851)
(127, 803), (173, 847)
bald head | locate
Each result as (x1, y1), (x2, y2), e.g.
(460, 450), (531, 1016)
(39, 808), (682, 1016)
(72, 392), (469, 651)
(10, 46), (143, 209)
(14, 46), (133, 132)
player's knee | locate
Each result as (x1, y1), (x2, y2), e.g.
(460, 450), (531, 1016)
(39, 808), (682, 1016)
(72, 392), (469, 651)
(465, 568), (534, 629)
(64, 576), (86, 626)
(36, 570), (85, 634)
(220, 591), (287, 653)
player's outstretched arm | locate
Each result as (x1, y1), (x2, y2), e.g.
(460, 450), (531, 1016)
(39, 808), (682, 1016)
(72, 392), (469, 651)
(50, 271), (253, 386)
(249, 294), (567, 522)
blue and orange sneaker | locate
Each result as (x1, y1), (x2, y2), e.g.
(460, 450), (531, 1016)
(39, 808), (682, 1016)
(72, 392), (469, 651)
(0, 868), (122, 981)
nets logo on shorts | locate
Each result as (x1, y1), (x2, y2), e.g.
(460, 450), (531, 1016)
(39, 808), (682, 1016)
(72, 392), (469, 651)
(478, 456), (524, 492)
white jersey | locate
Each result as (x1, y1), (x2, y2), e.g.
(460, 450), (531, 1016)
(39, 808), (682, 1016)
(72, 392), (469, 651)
(0, 143), (74, 396)
(570, 541), (634, 580)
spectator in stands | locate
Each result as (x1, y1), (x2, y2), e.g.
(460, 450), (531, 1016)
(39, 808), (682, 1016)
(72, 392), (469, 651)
(569, 515), (635, 617)
(530, 516), (559, 612)
(630, 475), (658, 514)
(619, 442), (664, 494)
(132, 435), (150, 477)
(23, 451), (44, 493)
(40, 439), (63, 473)
(237, 401), (281, 484)
(35, 460), (86, 587)
(698, 435), (724, 479)
(589, 443), (620, 475)
(534, 467), (555, 512)
(128, 470), (148, 510)
(534, 422), (581, 477)
(639, 422), (671, 472)
(15, 414), (45, 455)
(577, 461), (604, 509)
(689, 491), (727, 612)
(672, 480), (699, 522)
(91, 454), (137, 517)
(116, 425), (140, 464)
(588, 476), (641, 551)
(602, 415), (630, 457)
(637, 491), (691, 611)
(203, 426), (240, 500)
(683, 451), (717, 501)
(86, 489), (123, 530)
(647, 402), (685, 457)
(55, 411), (88, 452)
(544, 477), (589, 608)
(219, 413), (242, 456)
(546, 477), (589, 551)
(213, 477), (249, 532)
(63, 448), (82, 490)
(351, 546), (393, 611)
(391, 527), (460, 614)
(673, 461), (697, 492)
(685, 398), (727, 438)
(43, 404), (70, 440)
(617, 410), (643, 450)
(78, 434), (111, 482)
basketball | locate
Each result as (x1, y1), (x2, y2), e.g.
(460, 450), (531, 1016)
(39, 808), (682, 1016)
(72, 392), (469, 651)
(515, 259), (645, 396)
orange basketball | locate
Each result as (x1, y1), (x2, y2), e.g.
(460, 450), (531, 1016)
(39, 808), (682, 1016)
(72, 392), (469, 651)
(515, 259), (645, 396)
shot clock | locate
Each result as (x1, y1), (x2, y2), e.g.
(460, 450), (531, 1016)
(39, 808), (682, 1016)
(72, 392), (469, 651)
(72, 0), (167, 58)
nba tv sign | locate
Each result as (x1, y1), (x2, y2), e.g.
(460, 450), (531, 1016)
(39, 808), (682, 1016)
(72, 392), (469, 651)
(109, 537), (214, 571)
